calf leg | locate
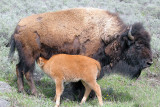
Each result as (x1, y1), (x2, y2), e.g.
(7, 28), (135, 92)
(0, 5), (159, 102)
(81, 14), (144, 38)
(55, 79), (64, 107)
(80, 81), (91, 104)
(16, 62), (25, 93)
(25, 71), (37, 96)
(88, 81), (103, 106)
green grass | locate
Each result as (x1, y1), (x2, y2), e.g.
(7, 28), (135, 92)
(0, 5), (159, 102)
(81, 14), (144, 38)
(1, 73), (160, 107)
(0, 0), (160, 107)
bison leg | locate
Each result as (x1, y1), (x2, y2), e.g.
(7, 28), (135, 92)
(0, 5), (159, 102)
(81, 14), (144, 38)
(71, 82), (96, 101)
(24, 70), (37, 96)
(131, 70), (142, 79)
(70, 81), (85, 101)
(16, 62), (25, 93)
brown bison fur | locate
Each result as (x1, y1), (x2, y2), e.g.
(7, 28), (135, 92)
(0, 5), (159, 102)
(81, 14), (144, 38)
(9, 8), (152, 98)
(37, 54), (103, 106)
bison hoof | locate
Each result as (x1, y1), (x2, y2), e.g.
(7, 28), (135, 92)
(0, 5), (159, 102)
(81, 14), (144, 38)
(18, 88), (26, 94)
(53, 96), (56, 102)
(31, 89), (38, 96)
(31, 91), (38, 96)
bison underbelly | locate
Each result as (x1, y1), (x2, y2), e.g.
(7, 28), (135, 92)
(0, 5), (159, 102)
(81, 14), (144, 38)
(40, 43), (81, 59)
(40, 34), (102, 59)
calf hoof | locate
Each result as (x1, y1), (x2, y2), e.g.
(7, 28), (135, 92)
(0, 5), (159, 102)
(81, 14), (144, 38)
(54, 104), (59, 107)
(100, 103), (103, 106)
(80, 101), (85, 105)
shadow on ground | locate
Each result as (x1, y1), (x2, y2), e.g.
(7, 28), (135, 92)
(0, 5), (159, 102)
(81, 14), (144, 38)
(101, 88), (133, 102)
(8, 72), (133, 103)
(35, 78), (133, 103)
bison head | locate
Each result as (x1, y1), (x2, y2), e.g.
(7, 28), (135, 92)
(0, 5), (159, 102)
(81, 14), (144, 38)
(105, 23), (153, 78)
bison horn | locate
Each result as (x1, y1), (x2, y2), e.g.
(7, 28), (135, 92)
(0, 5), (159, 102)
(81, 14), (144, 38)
(128, 26), (134, 40)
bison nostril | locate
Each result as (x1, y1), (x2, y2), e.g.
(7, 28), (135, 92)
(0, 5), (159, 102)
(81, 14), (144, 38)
(147, 61), (153, 66)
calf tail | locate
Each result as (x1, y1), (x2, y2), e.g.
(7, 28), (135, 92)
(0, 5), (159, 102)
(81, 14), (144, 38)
(8, 32), (16, 60)
(95, 61), (101, 79)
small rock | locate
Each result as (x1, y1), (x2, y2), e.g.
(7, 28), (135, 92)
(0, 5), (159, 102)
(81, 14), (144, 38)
(0, 98), (10, 107)
(0, 81), (12, 93)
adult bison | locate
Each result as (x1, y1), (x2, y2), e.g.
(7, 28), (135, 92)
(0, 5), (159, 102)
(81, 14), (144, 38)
(9, 8), (152, 96)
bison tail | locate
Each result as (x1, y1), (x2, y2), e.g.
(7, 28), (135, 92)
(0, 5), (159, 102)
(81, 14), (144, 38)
(8, 33), (16, 60)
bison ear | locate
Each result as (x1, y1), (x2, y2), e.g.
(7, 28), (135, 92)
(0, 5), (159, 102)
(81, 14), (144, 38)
(120, 26), (135, 48)
(120, 34), (134, 48)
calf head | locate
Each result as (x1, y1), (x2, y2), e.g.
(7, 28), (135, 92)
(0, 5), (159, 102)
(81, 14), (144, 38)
(37, 57), (45, 67)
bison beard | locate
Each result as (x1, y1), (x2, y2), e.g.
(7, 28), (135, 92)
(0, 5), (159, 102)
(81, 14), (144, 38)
(70, 23), (153, 100)
(8, 8), (152, 101)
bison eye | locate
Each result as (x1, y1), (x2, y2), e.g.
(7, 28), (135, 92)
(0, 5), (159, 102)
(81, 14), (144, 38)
(136, 45), (141, 50)
(135, 42), (142, 50)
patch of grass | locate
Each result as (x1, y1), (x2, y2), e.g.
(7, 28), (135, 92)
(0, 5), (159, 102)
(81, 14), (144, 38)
(1, 73), (160, 107)
(1, 91), (54, 107)
(98, 74), (160, 107)
(35, 76), (55, 98)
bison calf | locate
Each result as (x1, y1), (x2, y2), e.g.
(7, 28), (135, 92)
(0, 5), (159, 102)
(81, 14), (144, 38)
(37, 54), (103, 107)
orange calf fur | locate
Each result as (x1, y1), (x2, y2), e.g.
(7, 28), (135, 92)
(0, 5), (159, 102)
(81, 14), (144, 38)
(37, 54), (103, 107)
